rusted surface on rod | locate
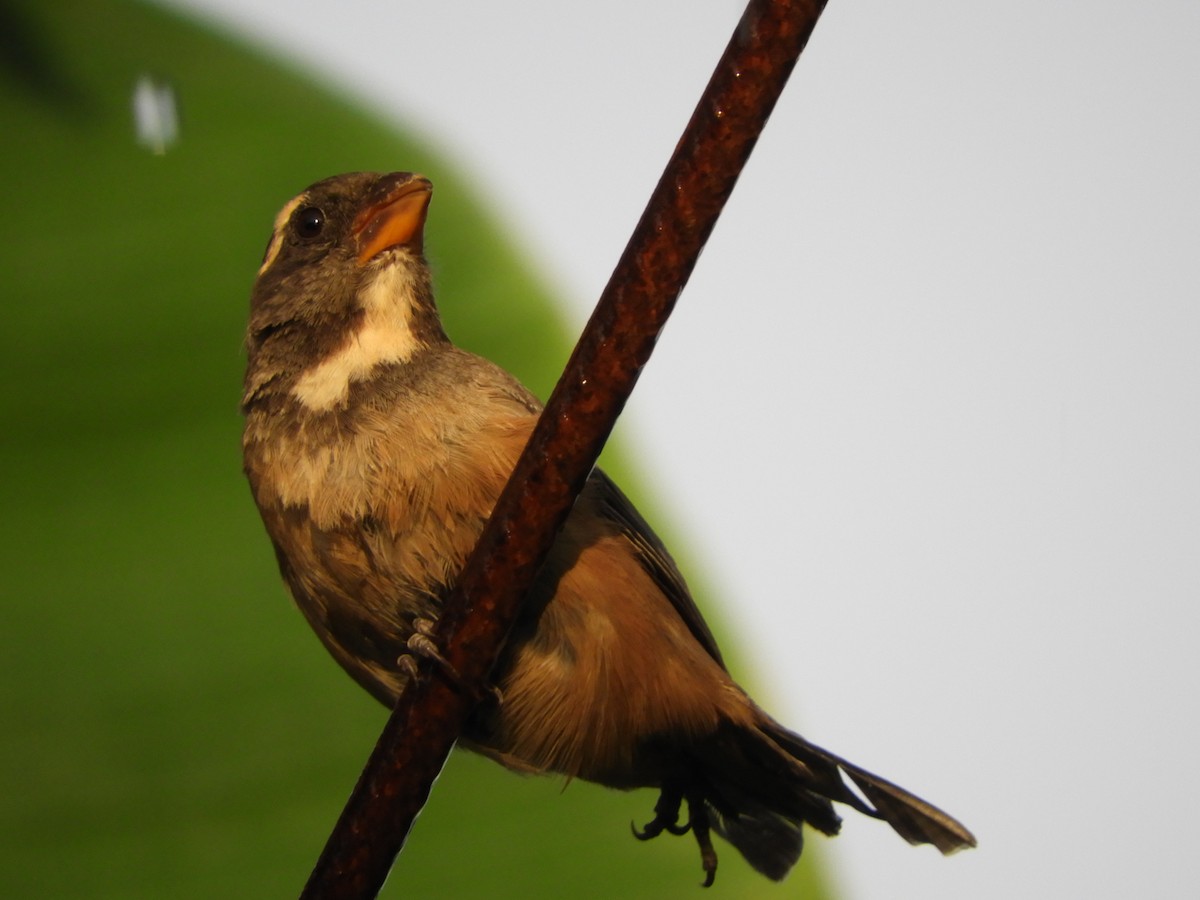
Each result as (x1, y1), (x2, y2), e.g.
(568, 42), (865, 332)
(299, 1), (828, 896)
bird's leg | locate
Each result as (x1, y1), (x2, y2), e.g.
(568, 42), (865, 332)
(684, 791), (718, 888)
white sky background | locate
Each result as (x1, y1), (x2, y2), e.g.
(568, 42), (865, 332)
(160, 2), (1200, 897)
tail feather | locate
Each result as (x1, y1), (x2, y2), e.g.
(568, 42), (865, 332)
(838, 759), (977, 854)
(706, 800), (807, 881)
(691, 715), (975, 880)
(762, 720), (977, 854)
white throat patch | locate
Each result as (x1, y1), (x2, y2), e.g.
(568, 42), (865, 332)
(291, 263), (424, 412)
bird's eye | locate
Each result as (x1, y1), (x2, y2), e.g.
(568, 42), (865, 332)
(295, 206), (326, 239)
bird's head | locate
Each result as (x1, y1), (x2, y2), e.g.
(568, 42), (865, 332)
(243, 171), (447, 411)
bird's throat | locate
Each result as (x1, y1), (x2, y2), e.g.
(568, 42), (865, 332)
(291, 263), (429, 412)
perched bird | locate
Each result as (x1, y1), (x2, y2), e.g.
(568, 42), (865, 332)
(241, 171), (975, 884)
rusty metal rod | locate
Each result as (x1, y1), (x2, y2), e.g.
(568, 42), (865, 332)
(300, 1), (828, 896)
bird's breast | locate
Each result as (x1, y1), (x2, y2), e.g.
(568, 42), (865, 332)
(244, 361), (539, 554)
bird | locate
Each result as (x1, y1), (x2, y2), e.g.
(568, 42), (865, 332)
(241, 171), (976, 885)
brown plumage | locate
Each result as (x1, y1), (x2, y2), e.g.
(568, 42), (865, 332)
(241, 171), (975, 884)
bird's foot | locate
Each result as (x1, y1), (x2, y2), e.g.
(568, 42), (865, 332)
(632, 786), (691, 840)
(406, 617), (454, 671)
(397, 617), (456, 681)
(633, 787), (719, 887)
(397, 618), (503, 706)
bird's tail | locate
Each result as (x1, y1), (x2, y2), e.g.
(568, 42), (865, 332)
(690, 714), (976, 881)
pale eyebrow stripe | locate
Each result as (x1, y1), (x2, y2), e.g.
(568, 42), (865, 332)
(259, 194), (306, 275)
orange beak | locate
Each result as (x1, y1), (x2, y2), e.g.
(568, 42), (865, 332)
(353, 174), (433, 265)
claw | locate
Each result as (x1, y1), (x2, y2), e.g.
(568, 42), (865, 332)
(686, 796), (718, 887)
(396, 618), (461, 690)
(631, 818), (691, 840)
(398, 619), (502, 705)
(407, 630), (454, 671)
(398, 653), (420, 681)
(632, 786), (687, 841)
(398, 616), (460, 683)
(412, 617), (438, 638)
(631, 786), (719, 886)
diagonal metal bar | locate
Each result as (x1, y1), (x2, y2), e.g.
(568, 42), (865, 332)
(299, 1), (828, 897)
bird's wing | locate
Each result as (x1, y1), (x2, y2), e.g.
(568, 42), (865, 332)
(588, 468), (727, 670)
(443, 348), (727, 669)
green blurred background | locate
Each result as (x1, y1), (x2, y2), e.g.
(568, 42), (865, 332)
(0, 1), (833, 896)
